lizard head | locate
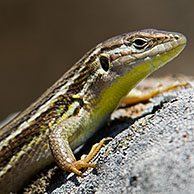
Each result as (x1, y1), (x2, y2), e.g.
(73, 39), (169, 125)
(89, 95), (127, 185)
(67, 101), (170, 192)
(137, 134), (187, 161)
(81, 29), (186, 103)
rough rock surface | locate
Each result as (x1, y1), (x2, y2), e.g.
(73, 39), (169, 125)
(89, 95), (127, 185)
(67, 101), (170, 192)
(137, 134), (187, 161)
(24, 78), (194, 194)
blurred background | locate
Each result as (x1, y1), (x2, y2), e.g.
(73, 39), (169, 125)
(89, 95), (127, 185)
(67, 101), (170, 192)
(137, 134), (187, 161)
(0, 0), (193, 120)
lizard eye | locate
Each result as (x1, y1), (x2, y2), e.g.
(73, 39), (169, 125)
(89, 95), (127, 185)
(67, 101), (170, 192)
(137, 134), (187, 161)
(99, 55), (109, 72)
(133, 38), (148, 50)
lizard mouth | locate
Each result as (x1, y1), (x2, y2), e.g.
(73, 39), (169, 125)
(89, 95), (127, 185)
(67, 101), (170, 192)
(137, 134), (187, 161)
(148, 38), (186, 70)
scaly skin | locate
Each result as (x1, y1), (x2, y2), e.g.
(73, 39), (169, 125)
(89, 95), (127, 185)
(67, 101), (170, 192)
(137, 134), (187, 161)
(0, 29), (186, 193)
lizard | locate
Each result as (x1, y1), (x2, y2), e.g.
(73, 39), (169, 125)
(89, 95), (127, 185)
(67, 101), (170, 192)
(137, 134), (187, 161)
(0, 29), (186, 193)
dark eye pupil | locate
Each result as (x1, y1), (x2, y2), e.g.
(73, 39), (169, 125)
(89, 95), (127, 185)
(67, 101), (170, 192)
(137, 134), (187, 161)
(99, 56), (109, 72)
(133, 38), (147, 49)
(134, 39), (145, 45)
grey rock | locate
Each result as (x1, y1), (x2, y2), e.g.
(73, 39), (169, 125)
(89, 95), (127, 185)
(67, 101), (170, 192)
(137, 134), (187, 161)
(45, 85), (194, 194)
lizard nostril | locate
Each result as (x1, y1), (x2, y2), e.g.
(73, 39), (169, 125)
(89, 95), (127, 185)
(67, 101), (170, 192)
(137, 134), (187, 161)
(174, 35), (180, 40)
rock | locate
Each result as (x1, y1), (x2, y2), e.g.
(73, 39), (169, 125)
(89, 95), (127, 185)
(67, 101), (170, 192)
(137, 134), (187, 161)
(25, 77), (194, 194)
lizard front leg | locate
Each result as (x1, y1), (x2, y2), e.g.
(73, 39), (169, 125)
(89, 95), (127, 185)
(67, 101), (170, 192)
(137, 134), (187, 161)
(120, 81), (188, 106)
(49, 118), (108, 175)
